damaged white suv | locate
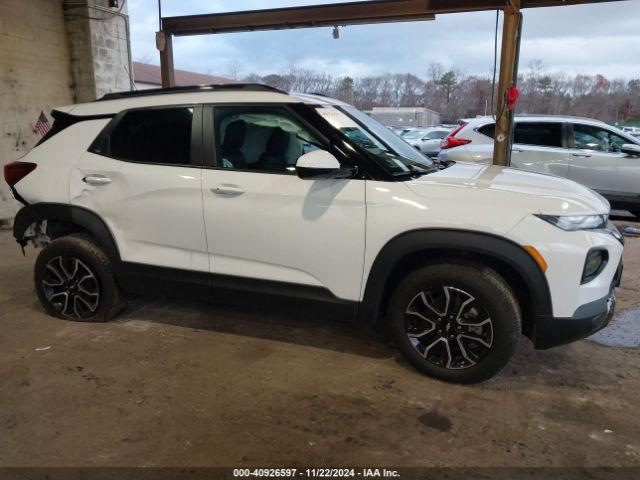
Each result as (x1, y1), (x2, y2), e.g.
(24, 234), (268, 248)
(4, 84), (624, 383)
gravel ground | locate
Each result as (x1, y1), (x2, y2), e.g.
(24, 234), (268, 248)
(0, 220), (639, 478)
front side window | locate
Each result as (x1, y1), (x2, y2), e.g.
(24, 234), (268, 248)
(316, 105), (435, 176)
(214, 107), (322, 173)
(103, 107), (193, 165)
(573, 124), (629, 153)
(514, 122), (562, 148)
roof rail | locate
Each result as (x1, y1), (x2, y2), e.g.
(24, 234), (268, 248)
(514, 113), (601, 122)
(97, 83), (287, 101)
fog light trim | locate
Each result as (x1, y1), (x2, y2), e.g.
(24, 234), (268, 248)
(581, 248), (609, 284)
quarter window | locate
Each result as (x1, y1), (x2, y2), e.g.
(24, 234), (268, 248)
(477, 123), (495, 139)
(573, 124), (628, 153)
(214, 107), (322, 173)
(100, 107), (194, 165)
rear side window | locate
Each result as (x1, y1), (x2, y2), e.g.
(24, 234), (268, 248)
(514, 122), (562, 148)
(477, 122), (562, 148)
(96, 107), (193, 165)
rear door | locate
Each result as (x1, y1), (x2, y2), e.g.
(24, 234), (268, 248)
(71, 106), (209, 275)
(568, 123), (640, 199)
(200, 104), (366, 309)
(510, 121), (570, 177)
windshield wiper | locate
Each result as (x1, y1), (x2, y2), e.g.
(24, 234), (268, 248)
(394, 164), (437, 178)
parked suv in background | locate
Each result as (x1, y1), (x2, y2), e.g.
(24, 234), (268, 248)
(4, 85), (623, 383)
(438, 116), (640, 216)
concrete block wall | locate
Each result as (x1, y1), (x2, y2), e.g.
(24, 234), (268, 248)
(64, 0), (133, 103)
(0, 0), (75, 221)
(0, 0), (132, 221)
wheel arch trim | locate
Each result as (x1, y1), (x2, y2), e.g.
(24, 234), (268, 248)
(358, 229), (553, 327)
(13, 203), (121, 261)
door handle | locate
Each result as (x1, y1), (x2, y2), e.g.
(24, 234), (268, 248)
(512, 149), (523, 153)
(572, 153), (592, 158)
(83, 174), (112, 186)
(212, 185), (245, 196)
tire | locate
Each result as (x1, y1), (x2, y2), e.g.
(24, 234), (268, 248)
(34, 234), (124, 322)
(388, 262), (521, 384)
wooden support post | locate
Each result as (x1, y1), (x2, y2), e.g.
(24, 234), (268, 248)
(157, 30), (175, 87)
(493, 1), (522, 166)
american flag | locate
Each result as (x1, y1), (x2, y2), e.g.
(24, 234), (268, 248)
(35, 111), (51, 136)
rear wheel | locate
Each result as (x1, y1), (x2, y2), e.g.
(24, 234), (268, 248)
(389, 262), (521, 384)
(34, 234), (123, 322)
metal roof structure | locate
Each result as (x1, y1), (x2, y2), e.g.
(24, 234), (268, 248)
(155, 0), (627, 166)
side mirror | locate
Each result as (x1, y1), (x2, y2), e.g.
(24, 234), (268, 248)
(295, 150), (357, 180)
(621, 143), (640, 157)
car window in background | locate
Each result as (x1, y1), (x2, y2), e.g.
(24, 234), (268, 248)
(316, 106), (435, 175)
(514, 122), (563, 148)
(403, 130), (424, 140)
(573, 124), (629, 153)
(477, 123), (496, 139)
(425, 131), (449, 140)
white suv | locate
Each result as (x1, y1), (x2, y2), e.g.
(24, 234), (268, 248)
(4, 85), (624, 383)
(438, 115), (640, 217)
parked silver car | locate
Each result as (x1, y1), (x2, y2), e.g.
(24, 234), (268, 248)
(403, 127), (452, 157)
(438, 115), (640, 216)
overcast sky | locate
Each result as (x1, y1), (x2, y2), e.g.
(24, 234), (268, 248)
(128, 0), (640, 80)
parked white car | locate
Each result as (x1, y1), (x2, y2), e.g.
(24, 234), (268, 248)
(4, 86), (623, 383)
(403, 127), (452, 157)
(438, 115), (640, 216)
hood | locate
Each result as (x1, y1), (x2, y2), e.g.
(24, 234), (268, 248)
(405, 162), (610, 216)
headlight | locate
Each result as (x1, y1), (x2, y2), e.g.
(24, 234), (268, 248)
(536, 214), (608, 231)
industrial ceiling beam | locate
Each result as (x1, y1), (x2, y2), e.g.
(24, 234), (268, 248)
(157, 0), (627, 165)
(160, 0), (621, 36)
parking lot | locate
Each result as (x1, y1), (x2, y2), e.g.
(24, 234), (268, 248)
(1, 216), (639, 471)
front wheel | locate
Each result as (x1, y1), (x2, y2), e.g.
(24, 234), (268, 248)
(388, 262), (521, 384)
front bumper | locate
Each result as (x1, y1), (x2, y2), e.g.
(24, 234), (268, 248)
(531, 262), (622, 349)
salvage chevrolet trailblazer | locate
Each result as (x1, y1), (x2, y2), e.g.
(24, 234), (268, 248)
(4, 84), (624, 383)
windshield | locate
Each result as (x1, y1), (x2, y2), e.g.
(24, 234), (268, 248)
(316, 106), (435, 175)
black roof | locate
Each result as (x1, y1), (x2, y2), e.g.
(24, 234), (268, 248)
(98, 83), (286, 101)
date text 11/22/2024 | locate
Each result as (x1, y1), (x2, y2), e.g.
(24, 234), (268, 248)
(233, 468), (400, 478)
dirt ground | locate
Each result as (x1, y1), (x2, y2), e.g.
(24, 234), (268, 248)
(1, 217), (639, 476)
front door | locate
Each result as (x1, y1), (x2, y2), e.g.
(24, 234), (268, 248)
(201, 104), (366, 309)
(568, 123), (640, 201)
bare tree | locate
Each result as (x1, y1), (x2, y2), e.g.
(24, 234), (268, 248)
(245, 61), (640, 124)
